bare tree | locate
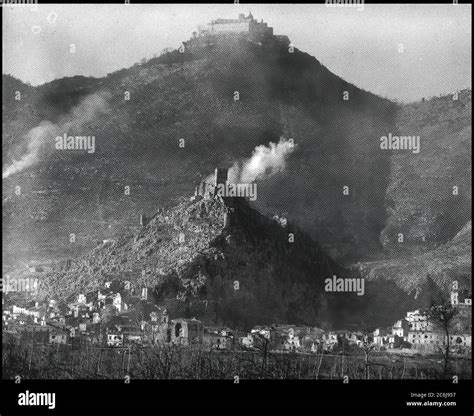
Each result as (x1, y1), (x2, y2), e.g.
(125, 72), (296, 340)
(251, 332), (271, 377)
(360, 333), (376, 380)
(425, 295), (459, 379)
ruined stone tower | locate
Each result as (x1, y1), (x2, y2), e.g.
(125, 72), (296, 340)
(214, 167), (228, 196)
(194, 167), (229, 199)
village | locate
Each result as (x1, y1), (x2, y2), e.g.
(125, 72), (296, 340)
(2, 275), (471, 357)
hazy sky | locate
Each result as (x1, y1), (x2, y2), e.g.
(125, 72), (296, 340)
(2, 3), (471, 102)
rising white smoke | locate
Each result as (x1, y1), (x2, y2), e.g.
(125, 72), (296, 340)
(228, 137), (295, 183)
(2, 121), (60, 179)
(2, 92), (110, 179)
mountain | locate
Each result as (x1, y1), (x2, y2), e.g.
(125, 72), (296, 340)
(359, 90), (472, 295)
(2, 35), (396, 265)
(360, 221), (471, 296)
(38, 194), (415, 330)
(2, 32), (471, 321)
(381, 90), (471, 255)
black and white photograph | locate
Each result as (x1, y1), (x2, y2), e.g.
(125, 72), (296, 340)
(1, 1), (472, 411)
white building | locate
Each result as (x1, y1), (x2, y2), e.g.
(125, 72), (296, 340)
(93, 312), (101, 324)
(284, 327), (301, 350)
(449, 334), (471, 348)
(408, 331), (446, 351)
(239, 334), (254, 348)
(451, 287), (472, 306)
(406, 310), (433, 332)
(49, 332), (68, 344)
(373, 328), (388, 346)
(392, 319), (410, 338)
(322, 332), (338, 350)
(250, 326), (271, 340)
(12, 305), (40, 318)
(107, 333), (123, 347)
(113, 293), (122, 312)
(201, 13), (273, 40)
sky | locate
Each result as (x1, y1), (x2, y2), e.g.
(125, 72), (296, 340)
(2, 3), (471, 103)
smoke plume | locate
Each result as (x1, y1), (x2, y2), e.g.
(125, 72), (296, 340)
(228, 137), (295, 183)
(2, 121), (60, 179)
(2, 92), (110, 179)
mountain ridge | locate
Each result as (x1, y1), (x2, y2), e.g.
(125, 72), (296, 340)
(2, 34), (471, 321)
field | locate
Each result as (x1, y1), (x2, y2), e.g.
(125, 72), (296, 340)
(2, 341), (471, 380)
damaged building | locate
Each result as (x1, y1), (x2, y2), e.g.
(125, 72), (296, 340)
(193, 167), (229, 200)
(167, 318), (204, 346)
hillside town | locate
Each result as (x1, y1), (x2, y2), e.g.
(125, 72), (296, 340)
(3, 167), (472, 356)
(3, 274), (471, 356)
